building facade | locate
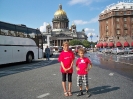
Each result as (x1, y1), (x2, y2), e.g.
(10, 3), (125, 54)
(98, 2), (133, 48)
(43, 4), (88, 46)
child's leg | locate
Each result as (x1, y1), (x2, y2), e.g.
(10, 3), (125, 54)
(68, 73), (72, 92)
(77, 75), (83, 96)
(62, 73), (67, 93)
(68, 73), (72, 96)
(83, 75), (91, 97)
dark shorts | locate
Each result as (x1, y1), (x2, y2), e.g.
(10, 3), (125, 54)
(77, 74), (88, 87)
(62, 73), (72, 82)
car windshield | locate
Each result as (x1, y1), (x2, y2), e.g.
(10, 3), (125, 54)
(118, 48), (123, 50)
(129, 48), (133, 50)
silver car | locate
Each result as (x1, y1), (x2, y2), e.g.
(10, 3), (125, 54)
(111, 47), (124, 54)
(124, 47), (133, 54)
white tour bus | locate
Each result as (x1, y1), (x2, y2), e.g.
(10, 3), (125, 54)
(0, 21), (43, 65)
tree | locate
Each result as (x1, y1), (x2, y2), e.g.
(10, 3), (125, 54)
(69, 39), (82, 46)
(82, 40), (90, 48)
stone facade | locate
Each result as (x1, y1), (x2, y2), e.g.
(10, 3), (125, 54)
(42, 4), (88, 46)
(98, 2), (133, 48)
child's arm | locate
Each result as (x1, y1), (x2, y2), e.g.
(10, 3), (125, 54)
(86, 63), (92, 71)
(67, 60), (74, 71)
(61, 61), (67, 71)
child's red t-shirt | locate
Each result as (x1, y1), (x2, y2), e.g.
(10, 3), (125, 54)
(58, 50), (75, 73)
(76, 57), (91, 75)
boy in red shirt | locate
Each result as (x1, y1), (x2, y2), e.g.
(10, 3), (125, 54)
(58, 41), (75, 97)
(76, 48), (92, 97)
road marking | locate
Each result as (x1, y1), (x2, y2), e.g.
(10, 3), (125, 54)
(37, 93), (50, 98)
(109, 73), (114, 76)
(53, 74), (56, 75)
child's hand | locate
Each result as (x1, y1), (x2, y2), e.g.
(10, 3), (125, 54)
(89, 65), (92, 69)
(63, 68), (68, 72)
(76, 67), (80, 71)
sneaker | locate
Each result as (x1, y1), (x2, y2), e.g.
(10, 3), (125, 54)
(77, 91), (83, 96)
(85, 91), (91, 97)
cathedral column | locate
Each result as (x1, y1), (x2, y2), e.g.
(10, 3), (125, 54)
(53, 40), (55, 46)
(60, 40), (61, 46)
(57, 40), (58, 46)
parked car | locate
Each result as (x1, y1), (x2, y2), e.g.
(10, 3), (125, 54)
(111, 47), (124, 54)
(58, 46), (63, 52)
(101, 48), (108, 53)
(124, 47), (133, 54)
(98, 48), (103, 52)
(105, 48), (113, 53)
(70, 46), (75, 52)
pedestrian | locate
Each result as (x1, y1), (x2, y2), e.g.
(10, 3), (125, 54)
(58, 41), (75, 97)
(76, 48), (92, 97)
(45, 46), (50, 61)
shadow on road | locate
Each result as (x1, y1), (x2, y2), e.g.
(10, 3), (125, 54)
(72, 85), (120, 95)
(90, 85), (120, 95)
(0, 52), (59, 77)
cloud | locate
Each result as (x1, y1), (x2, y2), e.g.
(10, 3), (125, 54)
(68, 0), (105, 6)
(39, 22), (49, 32)
(73, 16), (98, 25)
(85, 28), (95, 33)
(88, 16), (98, 24)
(68, 0), (92, 5)
(73, 20), (89, 25)
(84, 28), (95, 36)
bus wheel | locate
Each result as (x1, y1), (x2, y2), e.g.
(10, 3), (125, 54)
(26, 53), (33, 63)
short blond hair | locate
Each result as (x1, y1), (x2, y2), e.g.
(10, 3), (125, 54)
(78, 48), (85, 53)
(62, 41), (69, 46)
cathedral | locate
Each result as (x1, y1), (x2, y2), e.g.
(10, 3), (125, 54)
(42, 4), (88, 46)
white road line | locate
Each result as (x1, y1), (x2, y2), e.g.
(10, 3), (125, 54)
(109, 73), (114, 76)
(53, 74), (56, 75)
(37, 93), (50, 98)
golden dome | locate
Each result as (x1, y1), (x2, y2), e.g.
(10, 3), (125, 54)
(54, 4), (67, 17)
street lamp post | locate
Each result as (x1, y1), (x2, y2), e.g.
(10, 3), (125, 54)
(90, 33), (93, 52)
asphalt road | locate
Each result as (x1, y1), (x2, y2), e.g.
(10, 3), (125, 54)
(0, 52), (133, 99)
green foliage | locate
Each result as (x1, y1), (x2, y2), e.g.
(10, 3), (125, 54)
(69, 39), (82, 46)
(82, 40), (90, 48)
(69, 39), (91, 48)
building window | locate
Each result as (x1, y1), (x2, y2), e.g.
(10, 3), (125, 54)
(117, 24), (119, 28)
(106, 20), (108, 24)
(116, 18), (119, 22)
(116, 12), (119, 15)
(123, 6), (125, 9)
(106, 26), (108, 29)
(131, 6), (133, 9)
(124, 18), (127, 21)
(124, 11), (126, 15)
(106, 31), (108, 36)
(131, 18), (133, 21)
(117, 30), (120, 34)
(124, 30), (127, 34)
(124, 24), (127, 28)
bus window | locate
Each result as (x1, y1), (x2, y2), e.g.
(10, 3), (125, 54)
(16, 26), (27, 37)
(28, 28), (36, 38)
(0, 22), (15, 36)
(36, 30), (43, 49)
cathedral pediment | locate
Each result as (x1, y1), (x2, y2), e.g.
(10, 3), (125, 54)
(53, 33), (72, 38)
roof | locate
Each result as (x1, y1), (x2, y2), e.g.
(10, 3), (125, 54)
(101, 2), (133, 14)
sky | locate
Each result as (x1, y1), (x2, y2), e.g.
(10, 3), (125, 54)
(0, 0), (121, 42)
